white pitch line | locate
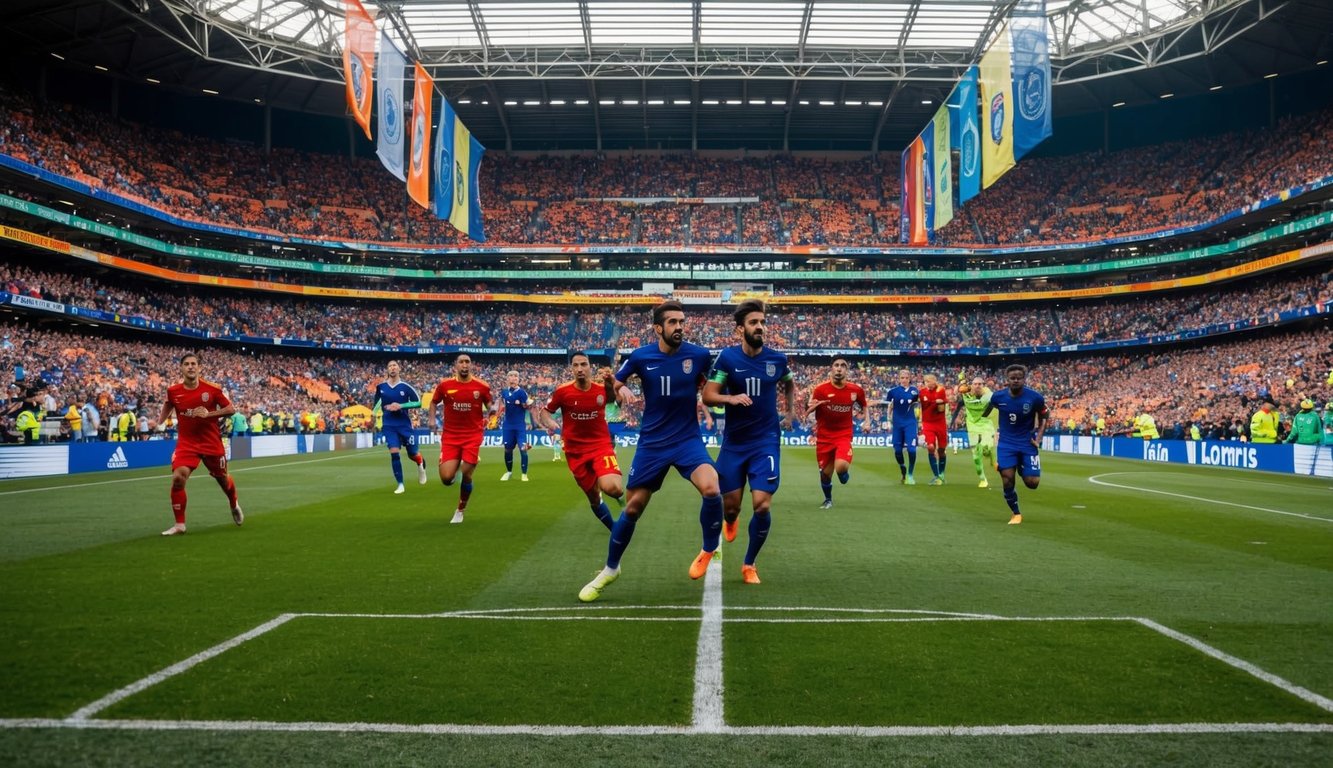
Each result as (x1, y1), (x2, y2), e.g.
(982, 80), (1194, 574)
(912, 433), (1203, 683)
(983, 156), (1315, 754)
(1134, 618), (1333, 713)
(1089, 473), (1333, 523)
(67, 613), (300, 721)
(0, 452), (368, 496)
(691, 558), (725, 733)
(2, 718), (1330, 737)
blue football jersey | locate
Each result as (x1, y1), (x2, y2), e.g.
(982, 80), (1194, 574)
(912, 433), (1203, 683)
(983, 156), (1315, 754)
(615, 342), (713, 450)
(887, 385), (920, 423)
(709, 345), (791, 446)
(375, 380), (421, 429)
(990, 386), (1048, 447)
(501, 387), (530, 428)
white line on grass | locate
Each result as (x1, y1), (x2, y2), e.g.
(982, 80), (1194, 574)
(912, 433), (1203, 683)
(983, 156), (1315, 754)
(1134, 618), (1333, 713)
(691, 558), (725, 733)
(3, 718), (1330, 737)
(0, 452), (368, 496)
(66, 613), (300, 721)
(1089, 473), (1333, 523)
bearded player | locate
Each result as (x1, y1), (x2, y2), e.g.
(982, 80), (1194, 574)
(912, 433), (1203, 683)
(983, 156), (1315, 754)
(159, 353), (242, 536)
(430, 353), (494, 524)
(805, 357), (870, 509)
(534, 352), (625, 531)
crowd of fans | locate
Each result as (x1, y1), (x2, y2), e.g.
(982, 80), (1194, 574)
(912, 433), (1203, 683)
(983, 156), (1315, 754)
(3, 85), (1331, 248)
(4, 318), (1329, 446)
(4, 261), (1329, 352)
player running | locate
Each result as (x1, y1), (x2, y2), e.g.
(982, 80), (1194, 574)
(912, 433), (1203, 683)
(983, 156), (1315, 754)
(374, 360), (428, 494)
(703, 299), (796, 585)
(919, 373), (950, 485)
(578, 300), (722, 602)
(982, 364), (1048, 525)
(534, 352), (625, 531)
(950, 375), (998, 488)
(805, 357), (870, 509)
(159, 353), (243, 536)
(499, 370), (534, 482)
(886, 369), (921, 484)
(430, 354), (494, 524)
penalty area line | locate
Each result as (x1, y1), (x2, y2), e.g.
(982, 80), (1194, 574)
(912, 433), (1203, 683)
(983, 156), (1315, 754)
(0, 452), (369, 496)
(1088, 473), (1333, 523)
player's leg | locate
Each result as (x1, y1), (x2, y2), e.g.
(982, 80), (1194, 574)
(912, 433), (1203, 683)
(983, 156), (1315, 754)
(572, 454), (615, 530)
(1020, 451), (1041, 490)
(817, 444), (835, 508)
(164, 456), (198, 535)
(439, 458), (461, 486)
(501, 428), (517, 480)
(997, 447), (1022, 523)
(199, 454), (241, 526)
(936, 429), (948, 478)
(741, 447), (779, 583)
(455, 440), (481, 517)
(405, 432), (428, 484)
(386, 427), (406, 491)
(924, 429), (942, 482)
(892, 425), (908, 482)
(836, 439), (853, 485)
(518, 429), (530, 478)
(716, 445), (746, 540)
(906, 431), (918, 483)
(684, 453), (724, 579)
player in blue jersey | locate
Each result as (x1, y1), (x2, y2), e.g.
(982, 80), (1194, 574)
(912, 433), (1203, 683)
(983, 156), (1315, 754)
(886, 369), (921, 485)
(982, 364), (1049, 525)
(499, 370), (535, 482)
(374, 360), (428, 494)
(703, 299), (795, 585)
(579, 300), (722, 602)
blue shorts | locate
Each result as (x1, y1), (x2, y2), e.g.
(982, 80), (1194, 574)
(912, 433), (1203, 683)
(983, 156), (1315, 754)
(383, 426), (418, 452)
(502, 426), (527, 450)
(997, 444), (1041, 477)
(716, 440), (781, 495)
(893, 422), (918, 451)
(627, 438), (715, 492)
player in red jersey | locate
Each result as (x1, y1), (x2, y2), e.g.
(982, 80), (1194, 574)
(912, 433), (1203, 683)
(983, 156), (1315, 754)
(805, 357), (871, 509)
(919, 372), (951, 485)
(534, 352), (625, 530)
(430, 353), (494, 524)
(159, 353), (242, 536)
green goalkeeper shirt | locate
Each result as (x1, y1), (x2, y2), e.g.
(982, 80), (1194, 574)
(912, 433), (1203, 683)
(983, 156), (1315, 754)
(1285, 411), (1322, 445)
(961, 389), (996, 431)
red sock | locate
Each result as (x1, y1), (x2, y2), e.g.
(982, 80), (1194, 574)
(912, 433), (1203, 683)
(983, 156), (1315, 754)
(216, 475), (238, 507)
(171, 488), (187, 524)
(412, 454), (424, 467)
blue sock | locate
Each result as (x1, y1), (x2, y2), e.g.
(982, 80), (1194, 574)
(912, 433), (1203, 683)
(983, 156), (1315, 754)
(894, 449), (906, 476)
(700, 494), (723, 552)
(504, 448), (514, 472)
(927, 454), (939, 477)
(907, 449), (917, 475)
(837, 470), (850, 484)
(593, 501), (614, 530)
(390, 453), (403, 484)
(745, 512), (771, 565)
(520, 450), (529, 473)
(607, 513), (638, 568)
(820, 478), (833, 501)
(939, 455), (947, 475)
(1004, 487), (1020, 514)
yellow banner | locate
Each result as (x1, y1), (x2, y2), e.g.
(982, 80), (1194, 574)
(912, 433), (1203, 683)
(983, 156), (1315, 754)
(979, 23), (1015, 190)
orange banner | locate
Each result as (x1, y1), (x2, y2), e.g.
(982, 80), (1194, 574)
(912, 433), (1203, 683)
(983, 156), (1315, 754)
(343, 0), (375, 140)
(407, 62), (433, 210)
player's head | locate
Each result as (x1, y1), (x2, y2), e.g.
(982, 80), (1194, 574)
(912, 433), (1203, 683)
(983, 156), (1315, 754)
(1259, 400), (1272, 412)
(1299, 399), (1314, 411)
(652, 300), (686, 349)
(924, 373), (938, 388)
(386, 360), (401, 378)
(831, 357), (848, 383)
(454, 353), (472, 379)
(179, 353), (200, 382)
(1004, 364), (1027, 392)
(733, 299), (766, 350)
(506, 370), (519, 387)
(897, 369), (911, 387)
(569, 351), (591, 383)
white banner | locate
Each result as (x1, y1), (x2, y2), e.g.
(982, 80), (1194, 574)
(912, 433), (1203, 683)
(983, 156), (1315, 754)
(375, 31), (407, 182)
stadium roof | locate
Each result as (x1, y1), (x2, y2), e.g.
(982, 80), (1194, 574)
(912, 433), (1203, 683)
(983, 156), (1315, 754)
(10, 0), (1333, 151)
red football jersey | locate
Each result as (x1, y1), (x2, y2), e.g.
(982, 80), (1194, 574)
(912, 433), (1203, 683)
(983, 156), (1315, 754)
(919, 385), (950, 426)
(810, 380), (866, 441)
(432, 377), (492, 438)
(545, 381), (613, 456)
(167, 379), (229, 454)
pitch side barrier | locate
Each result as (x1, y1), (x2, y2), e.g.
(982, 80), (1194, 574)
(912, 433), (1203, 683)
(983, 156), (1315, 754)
(1041, 435), (1333, 478)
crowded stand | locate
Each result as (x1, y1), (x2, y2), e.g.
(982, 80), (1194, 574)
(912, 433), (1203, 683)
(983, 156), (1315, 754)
(3, 85), (1331, 249)
(3, 260), (1329, 352)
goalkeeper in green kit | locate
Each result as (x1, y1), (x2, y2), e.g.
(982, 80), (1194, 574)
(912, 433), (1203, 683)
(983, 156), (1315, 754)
(1284, 399), (1322, 445)
(950, 375), (999, 488)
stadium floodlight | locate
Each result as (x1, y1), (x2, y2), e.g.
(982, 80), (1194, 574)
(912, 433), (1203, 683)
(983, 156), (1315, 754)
(459, 99), (471, 104)
(146, 77), (160, 84)
(702, 99), (719, 105)
(673, 99), (691, 105)
(1264, 73), (1278, 79)
(648, 99), (664, 105)
(523, 100), (541, 105)
(623, 99), (639, 105)
(599, 99), (615, 105)
(50, 52), (64, 60)
(749, 99), (765, 105)
(819, 100), (835, 106)
(575, 99), (589, 104)
(725, 99), (742, 105)
(846, 100), (861, 106)
(1112, 101), (1126, 107)
(202, 88), (219, 95)
(1159, 93), (1173, 98)
(94, 65), (108, 71)
(505, 100), (518, 106)
(551, 99), (566, 105)
(1209, 85), (1222, 91)
(920, 99), (931, 104)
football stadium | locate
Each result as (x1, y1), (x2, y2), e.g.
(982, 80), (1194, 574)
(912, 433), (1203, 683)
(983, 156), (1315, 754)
(1, 0), (1331, 764)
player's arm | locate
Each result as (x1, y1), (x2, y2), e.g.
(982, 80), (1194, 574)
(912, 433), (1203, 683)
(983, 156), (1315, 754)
(534, 403), (561, 434)
(1032, 403), (1049, 448)
(611, 356), (638, 405)
(158, 398), (174, 426)
(703, 367), (750, 407)
(780, 374), (796, 429)
(397, 383), (422, 412)
(949, 395), (966, 430)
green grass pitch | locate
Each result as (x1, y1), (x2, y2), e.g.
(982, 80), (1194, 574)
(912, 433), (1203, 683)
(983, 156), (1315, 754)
(1, 445), (1330, 766)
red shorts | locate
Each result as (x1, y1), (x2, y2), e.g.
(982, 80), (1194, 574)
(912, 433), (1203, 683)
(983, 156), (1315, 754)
(922, 423), (948, 450)
(172, 448), (228, 477)
(816, 438), (853, 470)
(439, 437), (481, 466)
(567, 449), (622, 493)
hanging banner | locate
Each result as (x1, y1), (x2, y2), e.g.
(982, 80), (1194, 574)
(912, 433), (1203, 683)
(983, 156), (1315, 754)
(1011, 0), (1052, 160)
(433, 99), (488, 242)
(932, 102), (953, 232)
(375, 31), (407, 181)
(979, 22), (1015, 189)
(407, 62), (433, 210)
(899, 134), (928, 246)
(342, 0), (375, 140)
(952, 66), (981, 205)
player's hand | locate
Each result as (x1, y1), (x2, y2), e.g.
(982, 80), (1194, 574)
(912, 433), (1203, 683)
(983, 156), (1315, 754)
(781, 415), (793, 431)
(189, 406), (209, 418)
(729, 394), (752, 407)
(1031, 437), (1040, 449)
(386, 403), (401, 411)
(598, 367), (613, 383)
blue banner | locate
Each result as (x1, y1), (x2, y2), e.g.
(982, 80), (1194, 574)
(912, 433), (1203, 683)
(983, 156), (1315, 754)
(432, 99), (488, 242)
(952, 67), (981, 205)
(1010, 0), (1052, 160)
(1042, 436), (1322, 476)
(375, 31), (408, 182)
(68, 440), (177, 474)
